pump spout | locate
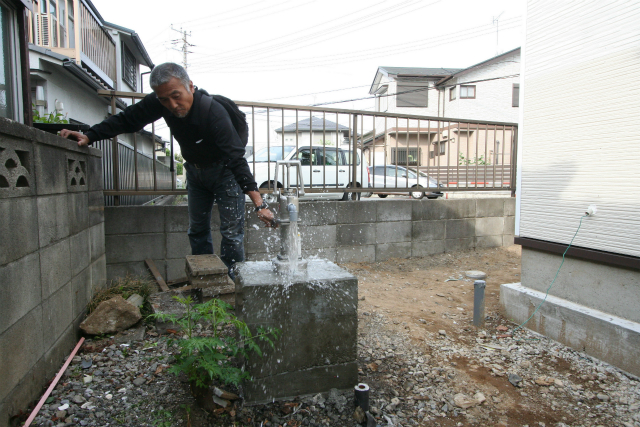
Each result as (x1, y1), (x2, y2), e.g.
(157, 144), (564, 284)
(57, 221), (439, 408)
(287, 203), (298, 222)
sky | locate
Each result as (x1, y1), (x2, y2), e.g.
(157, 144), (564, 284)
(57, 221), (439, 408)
(92, 0), (524, 143)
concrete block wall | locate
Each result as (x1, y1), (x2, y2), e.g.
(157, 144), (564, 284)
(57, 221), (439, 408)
(0, 119), (106, 426)
(105, 197), (515, 282)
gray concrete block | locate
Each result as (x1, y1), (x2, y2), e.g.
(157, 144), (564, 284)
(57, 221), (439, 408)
(412, 240), (445, 257)
(336, 223), (376, 246)
(88, 190), (105, 227)
(476, 235), (503, 248)
(105, 233), (165, 263)
(298, 201), (337, 226)
(476, 198), (505, 217)
(376, 242), (412, 262)
(90, 255), (107, 292)
(0, 117), (36, 141)
(501, 282), (640, 377)
(72, 266), (92, 316)
(34, 143), (67, 195)
(165, 206), (190, 233)
(166, 258), (188, 282)
(41, 282), (74, 350)
(245, 252), (273, 262)
(412, 220), (446, 241)
(0, 134), (35, 198)
(40, 238), (71, 298)
(503, 234), (515, 246)
(69, 229), (91, 277)
(445, 219), (475, 239)
(377, 200), (411, 222)
(336, 245), (375, 263)
(37, 194), (70, 247)
(300, 225), (336, 250)
(504, 215), (516, 235)
(376, 221), (411, 243)
(445, 238), (474, 252)
(0, 253), (42, 336)
(302, 247), (337, 263)
(245, 227), (280, 255)
(67, 192), (89, 235)
(504, 198), (516, 216)
(0, 356), (46, 427)
(87, 154), (103, 192)
(0, 306), (44, 402)
(412, 199), (449, 221)
(244, 362), (358, 404)
(445, 199), (476, 219)
(166, 232), (191, 259)
(236, 260), (357, 404)
(105, 206), (165, 235)
(337, 201), (376, 224)
(107, 260), (163, 283)
(43, 324), (77, 380)
(0, 198), (39, 265)
(475, 217), (504, 237)
(89, 222), (105, 262)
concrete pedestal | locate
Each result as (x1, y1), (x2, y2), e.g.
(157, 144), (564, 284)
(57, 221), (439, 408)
(235, 260), (358, 404)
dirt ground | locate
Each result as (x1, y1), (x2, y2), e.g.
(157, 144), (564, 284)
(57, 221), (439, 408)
(344, 245), (522, 341)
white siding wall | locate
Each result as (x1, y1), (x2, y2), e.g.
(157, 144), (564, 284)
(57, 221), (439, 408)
(519, 0), (640, 257)
(444, 50), (520, 123)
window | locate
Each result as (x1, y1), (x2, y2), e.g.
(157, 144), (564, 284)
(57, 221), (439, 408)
(460, 85), (475, 99)
(67, 0), (74, 48)
(122, 42), (137, 91)
(0, 2), (18, 120)
(391, 147), (421, 166)
(449, 86), (456, 101)
(512, 83), (519, 107)
(397, 82), (428, 107)
(429, 141), (446, 158)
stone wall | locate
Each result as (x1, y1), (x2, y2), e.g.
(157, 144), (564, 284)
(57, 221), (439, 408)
(0, 118), (106, 426)
(105, 198), (515, 282)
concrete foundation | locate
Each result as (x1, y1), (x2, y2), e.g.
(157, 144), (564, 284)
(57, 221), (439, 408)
(235, 260), (358, 404)
(501, 282), (640, 377)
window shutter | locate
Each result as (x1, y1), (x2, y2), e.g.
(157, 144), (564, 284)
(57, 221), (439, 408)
(512, 83), (520, 107)
(397, 84), (428, 107)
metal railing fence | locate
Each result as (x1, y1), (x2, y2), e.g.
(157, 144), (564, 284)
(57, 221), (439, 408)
(97, 90), (517, 204)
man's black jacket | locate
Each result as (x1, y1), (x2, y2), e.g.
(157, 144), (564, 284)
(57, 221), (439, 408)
(85, 89), (258, 193)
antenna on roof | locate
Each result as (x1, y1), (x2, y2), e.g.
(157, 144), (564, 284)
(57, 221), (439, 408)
(492, 11), (505, 56)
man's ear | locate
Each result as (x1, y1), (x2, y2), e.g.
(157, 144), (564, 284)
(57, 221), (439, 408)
(189, 81), (195, 94)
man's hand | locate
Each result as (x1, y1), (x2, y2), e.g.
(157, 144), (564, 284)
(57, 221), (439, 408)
(59, 129), (90, 147)
(257, 207), (277, 228)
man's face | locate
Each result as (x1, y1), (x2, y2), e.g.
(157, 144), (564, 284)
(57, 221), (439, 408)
(154, 77), (195, 118)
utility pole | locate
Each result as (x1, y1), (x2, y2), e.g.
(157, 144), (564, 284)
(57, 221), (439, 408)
(170, 25), (194, 70)
(492, 11), (504, 56)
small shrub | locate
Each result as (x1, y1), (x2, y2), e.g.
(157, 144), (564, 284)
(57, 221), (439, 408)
(150, 296), (279, 389)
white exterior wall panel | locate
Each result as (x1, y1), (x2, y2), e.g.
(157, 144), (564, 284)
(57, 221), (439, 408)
(519, 0), (640, 257)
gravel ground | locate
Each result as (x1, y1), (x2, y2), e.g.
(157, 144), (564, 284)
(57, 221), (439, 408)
(26, 249), (640, 427)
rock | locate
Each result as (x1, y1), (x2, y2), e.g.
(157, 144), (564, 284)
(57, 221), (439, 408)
(597, 393), (610, 402)
(365, 412), (377, 427)
(214, 387), (240, 401)
(454, 393), (478, 409)
(105, 394), (113, 400)
(55, 410), (67, 419)
(465, 270), (487, 280)
(72, 395), (86, 404)
(386, 397), (401, 412)
(126, 293), (144, 308)
(508, 373), (523, 387)
(213, 395), (230, 408)
(439, 330), (447, 336)
(81, 359), (92, 369)
(133, 377), (146, 386)
(353, 406), (366, 423)
(474, 392), (486, 404)
(80, 296), (142, 335)
(369, 406), (380, 415)
(83, 375), (92, 384)
(535, 376), (555, 386)
(114, 325), (146, 344)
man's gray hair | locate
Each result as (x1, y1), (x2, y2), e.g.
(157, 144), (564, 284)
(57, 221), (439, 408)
(149, 63), (190, 91)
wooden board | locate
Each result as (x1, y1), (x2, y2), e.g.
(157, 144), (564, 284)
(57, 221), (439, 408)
(145, 259), (170, 292)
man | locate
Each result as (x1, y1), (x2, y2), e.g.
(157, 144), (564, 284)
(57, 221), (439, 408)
(60, 62), (275, 278)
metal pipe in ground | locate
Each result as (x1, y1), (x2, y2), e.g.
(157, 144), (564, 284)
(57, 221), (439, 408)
(354, 383), (370, 412)
(473, 280), (486, 327)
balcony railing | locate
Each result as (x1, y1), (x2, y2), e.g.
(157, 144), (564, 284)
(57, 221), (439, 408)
(96, 90), (518, 205)
(28, 0), (116, 87)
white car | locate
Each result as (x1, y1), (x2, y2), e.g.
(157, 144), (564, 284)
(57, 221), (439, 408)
(369, 165), (444, 199)
(247, 145), (369, 200)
